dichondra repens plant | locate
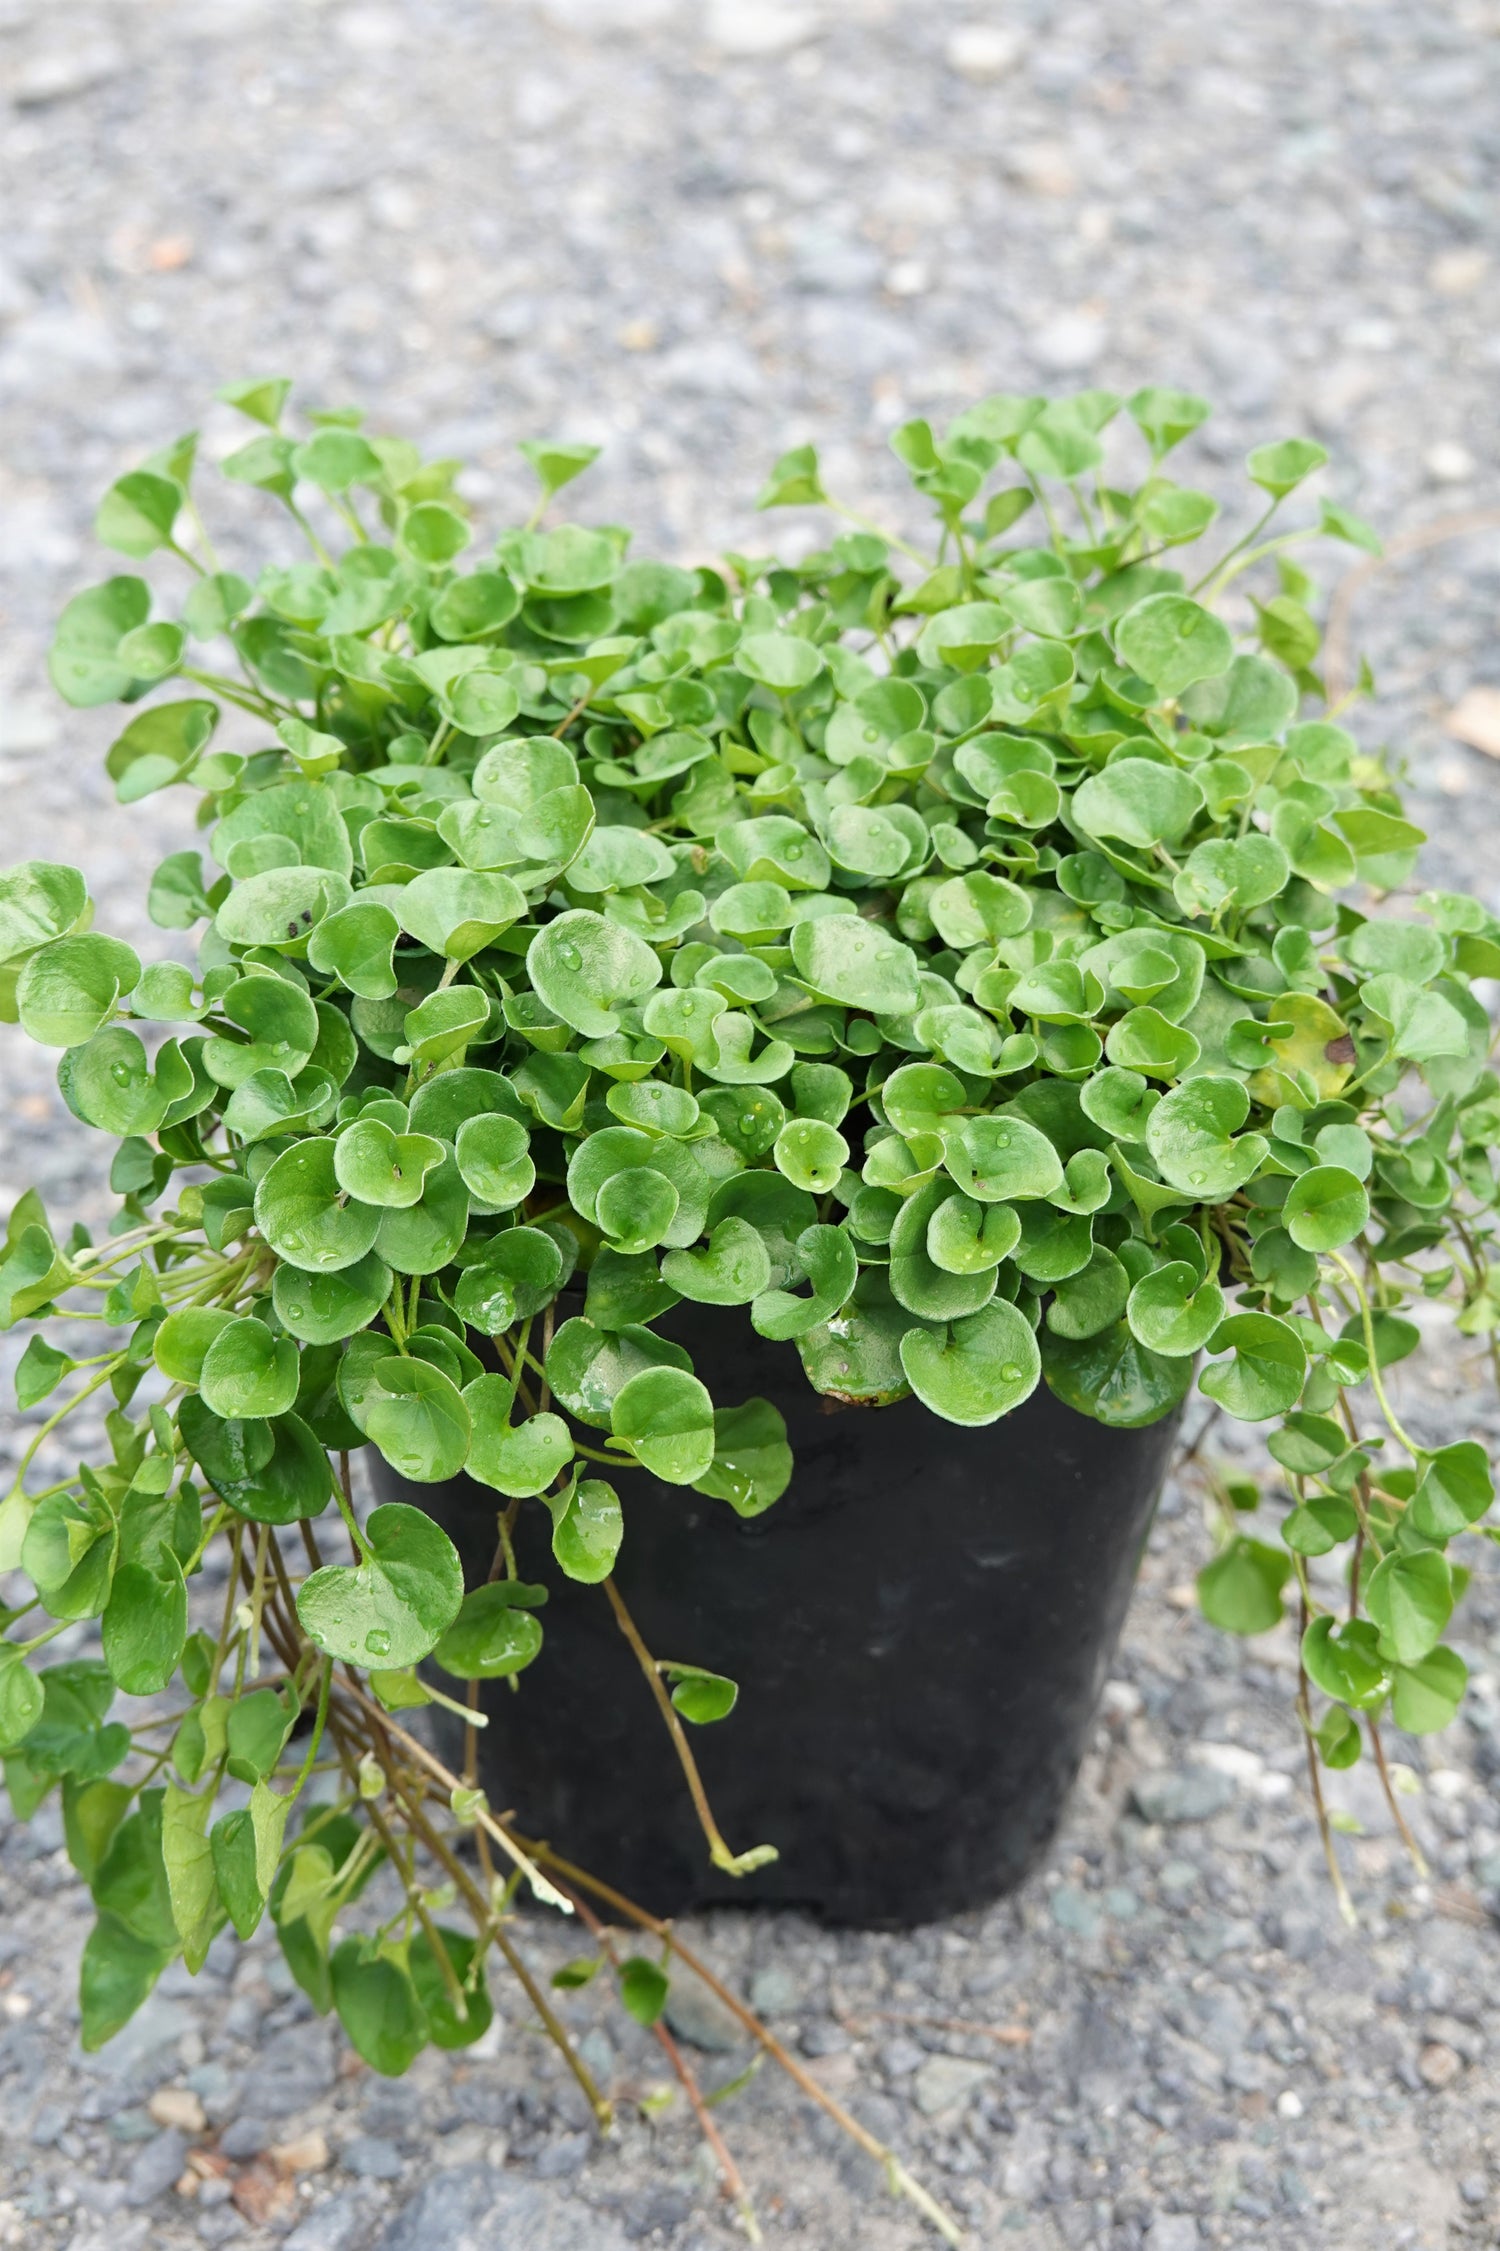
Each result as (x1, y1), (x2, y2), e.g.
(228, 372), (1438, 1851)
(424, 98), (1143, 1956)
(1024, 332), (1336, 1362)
(0, 378), (1496, 2231)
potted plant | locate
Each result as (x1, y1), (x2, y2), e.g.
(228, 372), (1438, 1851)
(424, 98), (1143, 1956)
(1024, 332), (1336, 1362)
(0, 378), (1493, 2234)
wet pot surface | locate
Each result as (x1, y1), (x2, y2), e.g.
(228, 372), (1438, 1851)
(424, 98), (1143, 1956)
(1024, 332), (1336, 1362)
(376, 1305), (1179, 1927)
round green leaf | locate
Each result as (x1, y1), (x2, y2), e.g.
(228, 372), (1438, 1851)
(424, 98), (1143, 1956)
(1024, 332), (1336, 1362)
(1197, 1537), (1289, 1634)
(1410, 1442), (1493, 1540)
(396, 869), (527, 962)
(610, 1365), (716, 1484)
(1199, 1313), (1307, 1421)
(464, 1378), (574, 1498)
(362, 1358), (471, 1483)
(255, 1139), (383, 1274)
(925, 1192), (1021, 1274)
(665, 1666), (738, 1725)
(736, 630), (825, 693)
(773, 1117), (849, 1195)
(942, 1114), (1064, 1203)
(661, 1218), (773, 1306)
(373, 1151), (471, 1276)
(272, 1250), (391, 1346)
(595, 1166), (680, 1255)
(433, 1581), (545, 1679)
(297, 1501), (464, 1667)
(1125, 1262), (1225, 1356)
(691, 1398), (793, 1517)
(1145, 1075), (1268, 1199)
(199, 1318), (301, 1420)
(1113, 595), (1233, 697)
(16, 933), (141, 1046)
(1302, 1615), (1388, 1708)
(452, 1227), (564, 1334)
(454, 1115), (534, 1210)
(789, 917), (920, 1015)
(306, 901), (400, 1000)
(1364, 1550), (1453, 1666)
(1046, 1244), (1131, 1341)
(335, 1119), (446, 1210)
(1390, 1646), (1468, 1735)
(527, 908), (662, 1038)
(330, 1939), (429, 2078)
(548, 1477), (624, 1583)
(153, 1306), (237, 1386)
(1071, 758), (1206, 851)
(1282, 1165), (1369, 1253)
(898, 1300), (1041, 1427)
(1040, 1319), (1194, 1427)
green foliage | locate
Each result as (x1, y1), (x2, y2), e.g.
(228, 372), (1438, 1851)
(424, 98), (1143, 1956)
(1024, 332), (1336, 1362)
(0, 379), (1494, 2098)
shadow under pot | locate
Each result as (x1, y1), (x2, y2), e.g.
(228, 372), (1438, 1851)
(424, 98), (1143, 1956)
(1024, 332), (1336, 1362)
(372, 1300), (1179, 1930)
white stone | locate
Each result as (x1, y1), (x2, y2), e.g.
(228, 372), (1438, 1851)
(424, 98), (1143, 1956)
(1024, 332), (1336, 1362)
(1276, 2089), (1305, 2118)
(1032, 312), (1108, 372)
(945, 24), (1026, 81)
(705, 0), (820, 55)
(1426, 441), (1476, 483)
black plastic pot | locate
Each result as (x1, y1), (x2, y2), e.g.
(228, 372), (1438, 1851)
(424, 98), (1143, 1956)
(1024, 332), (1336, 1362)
(374, 1304), (1178, 1928)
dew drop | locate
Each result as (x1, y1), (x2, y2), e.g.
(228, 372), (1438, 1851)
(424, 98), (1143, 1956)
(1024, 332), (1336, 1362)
(740, 1113), (758, 1133)
(364, 1628), (392, 1657)
(1189, 1169), (1206, 1185)
(1001, 1363), (1023, 1383)
(110, 1062), (132, 1085)
(558, 942), (582, 970)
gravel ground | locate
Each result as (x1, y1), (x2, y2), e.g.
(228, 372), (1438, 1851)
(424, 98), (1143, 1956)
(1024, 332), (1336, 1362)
(4, 2), (1500, 2246)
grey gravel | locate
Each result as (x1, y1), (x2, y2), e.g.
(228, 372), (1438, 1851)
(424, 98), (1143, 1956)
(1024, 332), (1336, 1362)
(5, 4), (1500, 2250)
(339, 2135), (406, 2181)
(1130, 1769), (1238, 1827)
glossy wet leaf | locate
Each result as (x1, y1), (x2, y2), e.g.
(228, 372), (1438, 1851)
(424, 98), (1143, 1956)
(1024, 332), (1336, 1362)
(789, 916), (921, 1014)
(335, 1118), (446, 1209)
(942, 1113), (1063, 1203)
(1282, 1165), (1369, 1252)
(361, 1357), (471, 1483)
(297, 1502), (464, 1668)
(255, 1138), (383, 1274)
(1146, 1076), (1268, 1199)
(198, 1318), (300, 1420)
(899, 1299), (1040, 1426)
(1040, 1320), (1193, 1427)
(692, 1398), (793, 1517)
(528, 908), (662, 1038)
(452, 1226), (563, 1334)
(463, 1377), (572, 1500)
(1126, 1262), (1225, 1356)
(433, 1581), (545, 1678)
(272, 1249), (390, 1346)
(454, 1115), (534, 1209)
(661, 1218), (773, 1306)
(610, 1365), (716, 1484)
(547, 1477), (624, 1583)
